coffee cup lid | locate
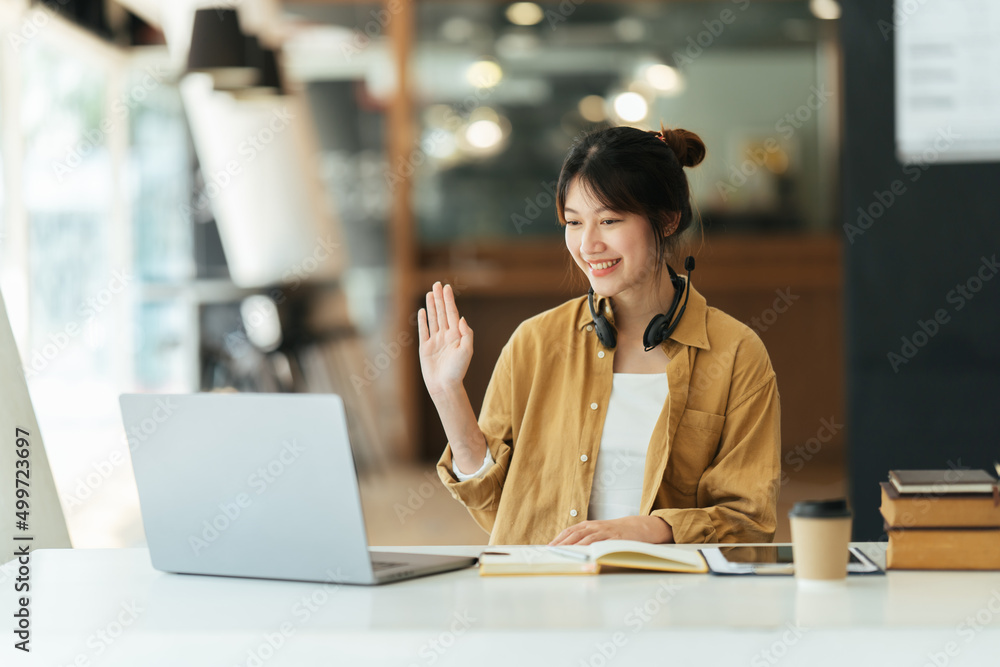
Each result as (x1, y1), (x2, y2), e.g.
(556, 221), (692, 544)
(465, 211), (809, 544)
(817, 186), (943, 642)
(788, 498), (852, 518)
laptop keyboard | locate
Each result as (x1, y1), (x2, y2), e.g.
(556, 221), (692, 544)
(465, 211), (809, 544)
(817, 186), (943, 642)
(372, 560), (406, 571)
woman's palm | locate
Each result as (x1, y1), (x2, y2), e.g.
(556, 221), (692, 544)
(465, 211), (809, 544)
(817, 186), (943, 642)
(418, 283), (473, 396)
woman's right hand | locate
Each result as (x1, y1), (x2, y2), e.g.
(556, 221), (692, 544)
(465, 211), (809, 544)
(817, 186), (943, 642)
(418, 282), (474, 398)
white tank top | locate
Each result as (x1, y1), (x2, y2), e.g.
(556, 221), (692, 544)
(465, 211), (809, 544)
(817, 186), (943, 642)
(587, 372), (669, 521)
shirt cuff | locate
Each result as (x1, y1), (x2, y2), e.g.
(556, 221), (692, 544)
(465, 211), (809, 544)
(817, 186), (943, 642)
(452, 447), (496, 481)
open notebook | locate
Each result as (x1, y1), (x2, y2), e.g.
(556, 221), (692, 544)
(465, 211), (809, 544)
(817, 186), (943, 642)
(479, 540), (708, 576)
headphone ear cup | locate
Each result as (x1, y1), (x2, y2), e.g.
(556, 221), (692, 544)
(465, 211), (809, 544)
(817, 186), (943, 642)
(642, 314), (669, 350)
(643, 275), (687, 349)
(594, 316), (617, 349)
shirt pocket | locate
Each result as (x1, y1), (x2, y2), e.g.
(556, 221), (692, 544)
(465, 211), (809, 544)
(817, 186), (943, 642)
(664, 408), (725, 497)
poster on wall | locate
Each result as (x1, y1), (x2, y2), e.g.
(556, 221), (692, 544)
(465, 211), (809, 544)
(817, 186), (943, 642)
(894, 0), (1000, 164)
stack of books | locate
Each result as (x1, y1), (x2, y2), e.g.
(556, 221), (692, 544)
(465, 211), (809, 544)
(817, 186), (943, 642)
(880, 469), (1000, 569)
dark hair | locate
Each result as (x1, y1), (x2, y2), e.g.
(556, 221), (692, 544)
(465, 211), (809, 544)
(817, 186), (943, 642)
(556, 125), (706, 278)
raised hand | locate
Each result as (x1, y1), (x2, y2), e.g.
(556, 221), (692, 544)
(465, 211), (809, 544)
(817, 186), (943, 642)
(418, 282), (474, 398)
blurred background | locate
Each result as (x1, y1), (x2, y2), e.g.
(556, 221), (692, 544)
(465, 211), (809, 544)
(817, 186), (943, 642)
(2, 0), (996, 548)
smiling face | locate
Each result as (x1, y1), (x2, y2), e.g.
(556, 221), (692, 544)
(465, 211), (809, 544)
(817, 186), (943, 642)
(563, 177), (659, 303)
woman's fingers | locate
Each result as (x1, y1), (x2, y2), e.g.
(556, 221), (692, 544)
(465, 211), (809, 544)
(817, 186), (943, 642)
(423, 282), (463, 343)
(458, 316), (473, 347)
(433, 282), (449, 333)
(417, 307), (428, 343)
(549, 521), (605, 546)
(425, 290), (438, 336)
(549, 525), (579, 546)
(443, 284), (461, 331)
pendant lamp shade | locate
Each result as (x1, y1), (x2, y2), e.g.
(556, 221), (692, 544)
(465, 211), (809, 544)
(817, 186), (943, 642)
(230, 35), (285, 96)
(256, 45), (285, 95)
(186, 8), (258, 90)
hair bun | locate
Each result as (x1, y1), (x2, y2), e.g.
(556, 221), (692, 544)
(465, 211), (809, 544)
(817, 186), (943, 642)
(659, 127), (706, 169)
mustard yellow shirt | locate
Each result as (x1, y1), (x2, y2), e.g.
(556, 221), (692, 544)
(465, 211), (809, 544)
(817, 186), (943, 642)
(436, 283), (781, 545)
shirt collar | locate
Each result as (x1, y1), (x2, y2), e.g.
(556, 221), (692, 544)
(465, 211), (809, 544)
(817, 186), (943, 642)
(575, 278), (711, 350)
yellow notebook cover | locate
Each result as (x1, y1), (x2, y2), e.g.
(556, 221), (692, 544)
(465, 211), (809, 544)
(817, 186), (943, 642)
(479, 540), (708, 576)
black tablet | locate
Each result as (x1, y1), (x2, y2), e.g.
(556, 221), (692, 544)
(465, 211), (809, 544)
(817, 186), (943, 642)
(700, 545), (883, 575)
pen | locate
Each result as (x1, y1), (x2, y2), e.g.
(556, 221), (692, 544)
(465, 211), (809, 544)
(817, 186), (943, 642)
(750, 564), (794, 575)
(549, 546), (591, 562)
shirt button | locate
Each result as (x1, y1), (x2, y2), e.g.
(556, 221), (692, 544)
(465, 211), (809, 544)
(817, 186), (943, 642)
(590, 402), (598, 410)
(586, 325), (593, 332)
(580, 454), (588, 462)
(570, 509), (578, 517)
(597, 351), (605, 358)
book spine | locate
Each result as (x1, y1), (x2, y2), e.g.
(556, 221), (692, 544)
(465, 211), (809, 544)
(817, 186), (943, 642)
(880, 485), (1000, 529)
(887, 529), (1000, 570)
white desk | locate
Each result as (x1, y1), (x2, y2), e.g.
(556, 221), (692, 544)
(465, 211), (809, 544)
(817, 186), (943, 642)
(3, 544), (1000, 666)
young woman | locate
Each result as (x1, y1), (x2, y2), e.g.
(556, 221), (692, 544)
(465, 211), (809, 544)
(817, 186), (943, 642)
(417, 125), (780, 546)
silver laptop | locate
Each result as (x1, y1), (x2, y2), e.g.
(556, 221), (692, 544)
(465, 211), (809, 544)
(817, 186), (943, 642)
(120, 393), (477, 585)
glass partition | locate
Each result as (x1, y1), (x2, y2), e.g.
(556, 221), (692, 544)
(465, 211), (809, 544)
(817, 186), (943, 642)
(410, 1), (839, 243)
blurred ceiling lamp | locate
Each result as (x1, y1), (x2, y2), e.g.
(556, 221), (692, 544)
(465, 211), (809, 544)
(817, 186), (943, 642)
(578, 95), (607, 123)
(186, 8), (259, 90)
(466, 119), (504, 149)
(425, 129), (458, 160)
(505, 2), (544, 26)
(809, 0), (842, 20)
(258, 47), (284, 94)
(466, 59), (503, 88)
(613, 92), (648, 123)
(233, 36), (286, 97)
(458, 106), (509, 158)
(643, 64), (682, 93)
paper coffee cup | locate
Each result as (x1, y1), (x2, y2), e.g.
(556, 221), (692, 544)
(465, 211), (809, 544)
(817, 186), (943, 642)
(789, 499), (852, 585)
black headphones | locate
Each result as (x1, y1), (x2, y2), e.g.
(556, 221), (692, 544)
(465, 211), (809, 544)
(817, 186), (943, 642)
(588, 256), (696, 351)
